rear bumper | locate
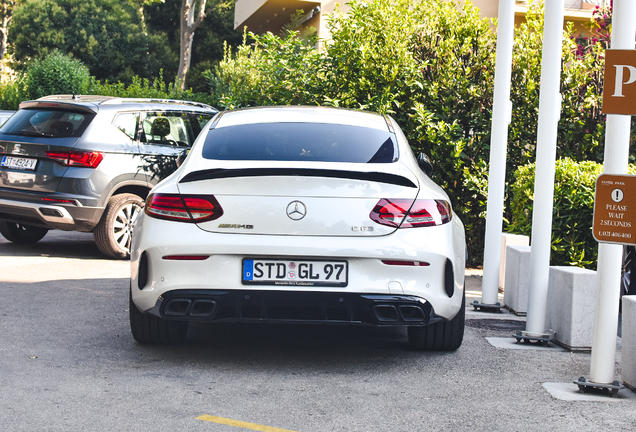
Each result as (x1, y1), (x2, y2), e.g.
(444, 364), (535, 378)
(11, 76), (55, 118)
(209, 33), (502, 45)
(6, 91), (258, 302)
(131, 213), (467, 320)
(0, 197), (103, 231)
(141, 289), (444, 326)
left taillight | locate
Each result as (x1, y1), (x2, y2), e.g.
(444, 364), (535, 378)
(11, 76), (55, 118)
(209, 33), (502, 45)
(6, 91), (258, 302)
(145, 193), (223, 223)
(46, 151), (104, 168)
(370, 199), (452, 228)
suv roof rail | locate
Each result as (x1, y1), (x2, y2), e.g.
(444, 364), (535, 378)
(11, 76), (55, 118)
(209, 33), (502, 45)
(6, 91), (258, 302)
(36, 95), (216, 111)
(37, 95), (117, 102)
(100, 97), (216, 110)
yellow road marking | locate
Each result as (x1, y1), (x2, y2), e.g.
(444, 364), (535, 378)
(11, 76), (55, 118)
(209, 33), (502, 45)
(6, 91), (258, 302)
(196, 415), (298, 432)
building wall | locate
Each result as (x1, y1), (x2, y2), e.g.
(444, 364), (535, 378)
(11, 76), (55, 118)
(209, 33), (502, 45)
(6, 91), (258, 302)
(235, 0), (600, 40)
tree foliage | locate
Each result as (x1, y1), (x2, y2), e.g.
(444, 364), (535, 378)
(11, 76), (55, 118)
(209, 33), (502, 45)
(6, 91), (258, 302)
(9, 0), (173, 82)
(24, 50), (90, 99)
(0, 0), (19, 61)
(143, 0), (242, 91)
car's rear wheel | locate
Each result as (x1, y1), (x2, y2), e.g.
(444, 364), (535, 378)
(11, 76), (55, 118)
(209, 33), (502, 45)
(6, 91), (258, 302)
(0, 221), (48, 244)
(129, 291), (189, 344)
(94, 193), (144, 259)
(622, 246), (636, 298)
(408, 290), (465, 351)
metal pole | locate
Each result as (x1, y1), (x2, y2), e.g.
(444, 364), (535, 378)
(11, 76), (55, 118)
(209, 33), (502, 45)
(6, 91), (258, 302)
(589, 0), (635, 385)
(480, 0), (515, 307)
(524, 0), (565, 337)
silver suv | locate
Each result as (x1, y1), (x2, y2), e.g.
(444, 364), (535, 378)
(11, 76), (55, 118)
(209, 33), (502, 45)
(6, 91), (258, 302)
(0, 95), (217, 258)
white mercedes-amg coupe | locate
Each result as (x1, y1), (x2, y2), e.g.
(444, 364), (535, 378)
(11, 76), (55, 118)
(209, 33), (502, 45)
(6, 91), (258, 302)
(129, 106), (466, 350)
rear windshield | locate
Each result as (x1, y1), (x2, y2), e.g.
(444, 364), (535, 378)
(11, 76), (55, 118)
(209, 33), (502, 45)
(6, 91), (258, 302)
(201, 123), (397, 163)
(0, 109), (95, 138)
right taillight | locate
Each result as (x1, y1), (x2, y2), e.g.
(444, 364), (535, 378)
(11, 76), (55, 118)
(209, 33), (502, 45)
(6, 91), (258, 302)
(145, 193), (223, 223)
(370, 199), (451, 228)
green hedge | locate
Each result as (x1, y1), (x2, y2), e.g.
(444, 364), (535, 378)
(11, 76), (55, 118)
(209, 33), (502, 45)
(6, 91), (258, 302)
(86, 73), (218, 107)
(24, 51), (90, 100)
(508, 159), (636, 268)
(0, 56), (219, 111)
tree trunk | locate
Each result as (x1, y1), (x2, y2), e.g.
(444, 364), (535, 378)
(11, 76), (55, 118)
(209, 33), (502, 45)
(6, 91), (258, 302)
(0, 1), (16, 69)
(177, 0), (206, 90)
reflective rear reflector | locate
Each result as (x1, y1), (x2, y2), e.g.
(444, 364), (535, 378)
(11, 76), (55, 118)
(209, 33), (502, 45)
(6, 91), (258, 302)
(370, 199), (452, 228)
(381, 260), (430, 266)
(162, 255), (210, 261)
(40, 197), (77, 205)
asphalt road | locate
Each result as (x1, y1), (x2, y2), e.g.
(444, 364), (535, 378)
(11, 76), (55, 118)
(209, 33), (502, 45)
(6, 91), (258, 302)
(1, 230), (635, 431)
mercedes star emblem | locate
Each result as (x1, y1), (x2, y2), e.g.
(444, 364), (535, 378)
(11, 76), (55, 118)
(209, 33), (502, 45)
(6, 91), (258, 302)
(286, 201), (307, 221)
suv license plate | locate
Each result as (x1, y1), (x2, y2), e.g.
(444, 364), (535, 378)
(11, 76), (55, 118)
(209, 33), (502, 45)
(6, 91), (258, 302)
(1, 156), (37, 170)
(242, 259), (348, 287)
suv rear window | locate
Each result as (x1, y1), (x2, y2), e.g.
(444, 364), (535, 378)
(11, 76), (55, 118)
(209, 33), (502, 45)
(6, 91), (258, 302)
(0, 109), (95, 138)
(201, 123), (397, 163)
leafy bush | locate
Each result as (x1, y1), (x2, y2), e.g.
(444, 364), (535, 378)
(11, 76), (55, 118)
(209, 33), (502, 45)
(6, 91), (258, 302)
(508, 5), (607, 171)
(86, 71), (218, 107)
(205, 32), (323, 109)
(0, 78), (26, 110)
(208, 0), (497, 263)
(508, 159), (636, 268)
(24, 51), (90, 100)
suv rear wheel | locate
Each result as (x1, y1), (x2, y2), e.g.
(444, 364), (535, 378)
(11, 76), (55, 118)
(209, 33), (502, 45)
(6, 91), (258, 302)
(0, 222), (48, 244)
(94, 193), (144, 260)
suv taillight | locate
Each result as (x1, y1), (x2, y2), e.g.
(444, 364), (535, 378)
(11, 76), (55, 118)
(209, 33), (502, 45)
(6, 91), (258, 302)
(145, 193), (223, 223)
(46, 151), (104, 168)
(370, 199), (452, 228)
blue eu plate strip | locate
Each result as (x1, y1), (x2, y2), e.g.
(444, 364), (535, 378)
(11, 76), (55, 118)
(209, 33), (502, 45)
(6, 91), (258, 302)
(243, 260), (254, 281)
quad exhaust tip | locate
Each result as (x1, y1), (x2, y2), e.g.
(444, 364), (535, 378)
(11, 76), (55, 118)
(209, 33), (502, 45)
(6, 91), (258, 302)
(164, 298), (217, 318)
(372, 304), (426, 322)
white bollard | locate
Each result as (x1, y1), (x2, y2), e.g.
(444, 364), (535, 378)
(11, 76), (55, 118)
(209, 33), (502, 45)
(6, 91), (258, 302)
(588, 0), (635, 386)
(524, 0), (564, 338)
(480, 0), (515, 307)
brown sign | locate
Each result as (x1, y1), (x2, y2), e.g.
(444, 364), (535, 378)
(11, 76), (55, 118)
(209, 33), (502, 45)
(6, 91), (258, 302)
(603, 50), (636, 115)
(593, 174), (636, 245)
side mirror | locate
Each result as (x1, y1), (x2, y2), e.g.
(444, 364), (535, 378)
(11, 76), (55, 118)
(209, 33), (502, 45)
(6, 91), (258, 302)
(417, 153), (433, 176)
(176, 149), (189, 168)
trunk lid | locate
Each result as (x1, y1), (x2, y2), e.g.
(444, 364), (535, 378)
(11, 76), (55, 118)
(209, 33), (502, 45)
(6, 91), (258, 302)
(0, 136), (79, 193)
(176, 162), (421, 237)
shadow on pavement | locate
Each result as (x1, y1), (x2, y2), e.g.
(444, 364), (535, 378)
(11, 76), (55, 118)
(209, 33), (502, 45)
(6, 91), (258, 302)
(0, 230), (110, 260)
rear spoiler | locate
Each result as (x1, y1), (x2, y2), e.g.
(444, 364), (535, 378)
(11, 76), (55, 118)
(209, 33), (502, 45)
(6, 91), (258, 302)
(19, 100), (98, 114)
(180, 168), (417, 188)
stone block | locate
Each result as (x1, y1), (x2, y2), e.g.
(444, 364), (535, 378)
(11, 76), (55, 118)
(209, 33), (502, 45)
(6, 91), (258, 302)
(503, 245), (532, 315)
(622, 296), (636, 391)
(546, 266), (597, 351)
(499, 233), (530, 290)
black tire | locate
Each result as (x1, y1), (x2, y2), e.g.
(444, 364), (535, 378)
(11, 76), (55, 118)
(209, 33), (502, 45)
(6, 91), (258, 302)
(622, 246), (636, 297)
(94, 193), (144, 259)
(129, 290), (189, 344)
(0, 221), (48, 244)
(408, 290), (465, 351)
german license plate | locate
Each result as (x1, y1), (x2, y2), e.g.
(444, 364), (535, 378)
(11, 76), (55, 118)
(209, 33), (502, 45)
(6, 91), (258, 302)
(1, 156), (37, 170)
(242, 259), (348, 287)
